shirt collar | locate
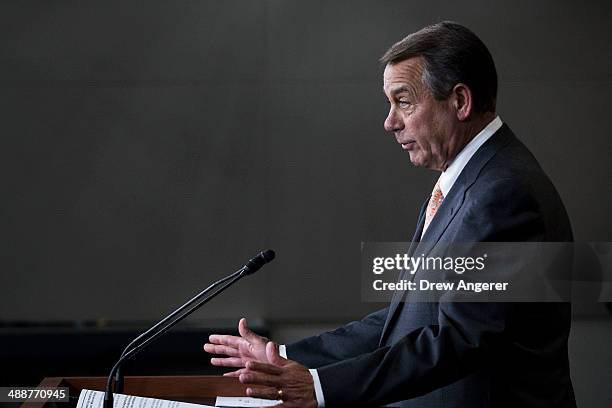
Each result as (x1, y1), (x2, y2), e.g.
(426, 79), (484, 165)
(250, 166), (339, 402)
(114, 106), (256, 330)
(438, 116), (503, 197)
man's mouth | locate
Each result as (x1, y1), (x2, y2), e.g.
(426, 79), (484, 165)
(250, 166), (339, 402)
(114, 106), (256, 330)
(400, 141), (416, 150)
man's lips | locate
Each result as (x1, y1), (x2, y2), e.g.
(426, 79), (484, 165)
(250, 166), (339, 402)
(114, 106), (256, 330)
(400, 141), (416, 150)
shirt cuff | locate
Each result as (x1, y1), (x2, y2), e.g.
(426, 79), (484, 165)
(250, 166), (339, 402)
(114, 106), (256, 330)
(279, 346), (325, 407)
(309, 369), (326, 407)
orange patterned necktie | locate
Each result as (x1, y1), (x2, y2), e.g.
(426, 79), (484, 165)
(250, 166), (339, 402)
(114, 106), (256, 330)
(423, 179), (444, 234)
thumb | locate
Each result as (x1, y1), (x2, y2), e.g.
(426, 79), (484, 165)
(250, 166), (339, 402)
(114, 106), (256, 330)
(266, 341), (284, 366)
(238, 317), (259, 343)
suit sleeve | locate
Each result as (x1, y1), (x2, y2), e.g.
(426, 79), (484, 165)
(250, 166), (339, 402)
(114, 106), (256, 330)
(317, 178), (548, 406)
(286, 198), (429, 370)
(286, 307), (389, 368)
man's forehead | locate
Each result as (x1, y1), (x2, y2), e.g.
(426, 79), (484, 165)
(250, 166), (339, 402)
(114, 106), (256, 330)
(383, 57), (424, 93)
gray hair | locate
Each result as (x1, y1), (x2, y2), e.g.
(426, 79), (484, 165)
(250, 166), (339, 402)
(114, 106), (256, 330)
(381, 21), (497, 113)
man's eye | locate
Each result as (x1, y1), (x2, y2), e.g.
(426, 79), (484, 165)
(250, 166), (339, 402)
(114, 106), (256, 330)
(398, 100), (411, 108)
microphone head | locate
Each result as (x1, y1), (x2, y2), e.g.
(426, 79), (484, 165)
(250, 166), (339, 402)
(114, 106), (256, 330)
(243, 249), (276, 275)
(261, 249), (275, 263)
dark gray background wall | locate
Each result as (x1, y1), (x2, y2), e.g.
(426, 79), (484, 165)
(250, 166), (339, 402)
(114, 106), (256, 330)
(1, 0), (611, 323)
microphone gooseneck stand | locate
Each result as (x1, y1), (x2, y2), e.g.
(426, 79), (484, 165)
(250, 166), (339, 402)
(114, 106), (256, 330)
(103, 250), (275, 408)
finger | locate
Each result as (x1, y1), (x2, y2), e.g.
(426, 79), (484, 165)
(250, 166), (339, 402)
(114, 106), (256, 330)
(266, 341), (285, 367)
(223, 368), (246, 377)
(238, 318), (262, 343)
(209, 334), (243, 348)
(245, 386), (279, 400)
(210, 357), (244, 367)
(239, 371), (282, 388)
(203, 343), (240, 357)
(245, 360), (283, 375)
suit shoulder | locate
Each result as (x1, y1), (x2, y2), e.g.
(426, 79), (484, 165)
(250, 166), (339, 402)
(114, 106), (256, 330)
(465, 132), (572, 241)
(478, 135), (547, 186)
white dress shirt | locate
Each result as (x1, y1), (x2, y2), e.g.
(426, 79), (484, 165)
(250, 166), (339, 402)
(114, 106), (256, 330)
(439, 115), (502, 198)
(282, 115), (503, 407)
(421, 115), (502, 237)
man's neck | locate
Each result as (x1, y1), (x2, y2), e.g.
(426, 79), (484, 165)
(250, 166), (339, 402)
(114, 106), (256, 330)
(465, 112), (497, 141)
(442, 112), (497, 171)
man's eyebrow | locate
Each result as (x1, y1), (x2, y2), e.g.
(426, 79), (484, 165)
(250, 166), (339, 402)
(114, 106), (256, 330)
(384, 85), (417, 97)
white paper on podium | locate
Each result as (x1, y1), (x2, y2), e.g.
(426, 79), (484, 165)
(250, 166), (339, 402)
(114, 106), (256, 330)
(76, 389), (215, 408)
(215, 396), (282, 407)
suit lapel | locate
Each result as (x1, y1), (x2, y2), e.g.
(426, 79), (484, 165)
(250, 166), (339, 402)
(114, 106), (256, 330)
(413, 124), (514, 257)
(379, 197), (428, 346)
(407, 199), (428, 254)
(379, 125), (515, 345)
(411, 183), (466, 258)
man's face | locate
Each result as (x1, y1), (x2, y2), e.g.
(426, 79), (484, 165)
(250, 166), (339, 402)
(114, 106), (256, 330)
(383, 57), (457, 171)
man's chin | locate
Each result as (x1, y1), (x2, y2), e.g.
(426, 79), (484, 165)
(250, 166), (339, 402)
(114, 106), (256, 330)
(409, 153), (440, 170)
(408, 152), (426, 167)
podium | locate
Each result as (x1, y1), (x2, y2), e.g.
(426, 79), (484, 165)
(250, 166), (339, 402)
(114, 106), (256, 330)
(22, 375), (248, 407)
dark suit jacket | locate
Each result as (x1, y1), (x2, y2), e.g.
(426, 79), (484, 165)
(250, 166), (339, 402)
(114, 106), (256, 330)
(287, 124), (577, 407)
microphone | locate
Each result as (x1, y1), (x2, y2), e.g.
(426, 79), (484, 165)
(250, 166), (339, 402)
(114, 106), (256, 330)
(243, 249), (275, 275)
(104, 250), (276, 408)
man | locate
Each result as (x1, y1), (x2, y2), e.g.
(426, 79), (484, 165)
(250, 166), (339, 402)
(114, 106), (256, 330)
(204, 22), (576, 407)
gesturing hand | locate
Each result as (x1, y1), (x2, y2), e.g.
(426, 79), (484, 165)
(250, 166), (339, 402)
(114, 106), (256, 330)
(204, 317), (274, 376)
(240, 341), (317, 408)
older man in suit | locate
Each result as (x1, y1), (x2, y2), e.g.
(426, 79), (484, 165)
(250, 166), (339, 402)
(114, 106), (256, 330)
(204, 21), (576, 407)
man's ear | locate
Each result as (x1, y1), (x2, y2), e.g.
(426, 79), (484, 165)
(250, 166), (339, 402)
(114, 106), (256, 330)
(451, 83), (473, 121)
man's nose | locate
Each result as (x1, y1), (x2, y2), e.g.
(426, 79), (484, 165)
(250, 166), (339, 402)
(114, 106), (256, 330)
(384, 107), (403, 132)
